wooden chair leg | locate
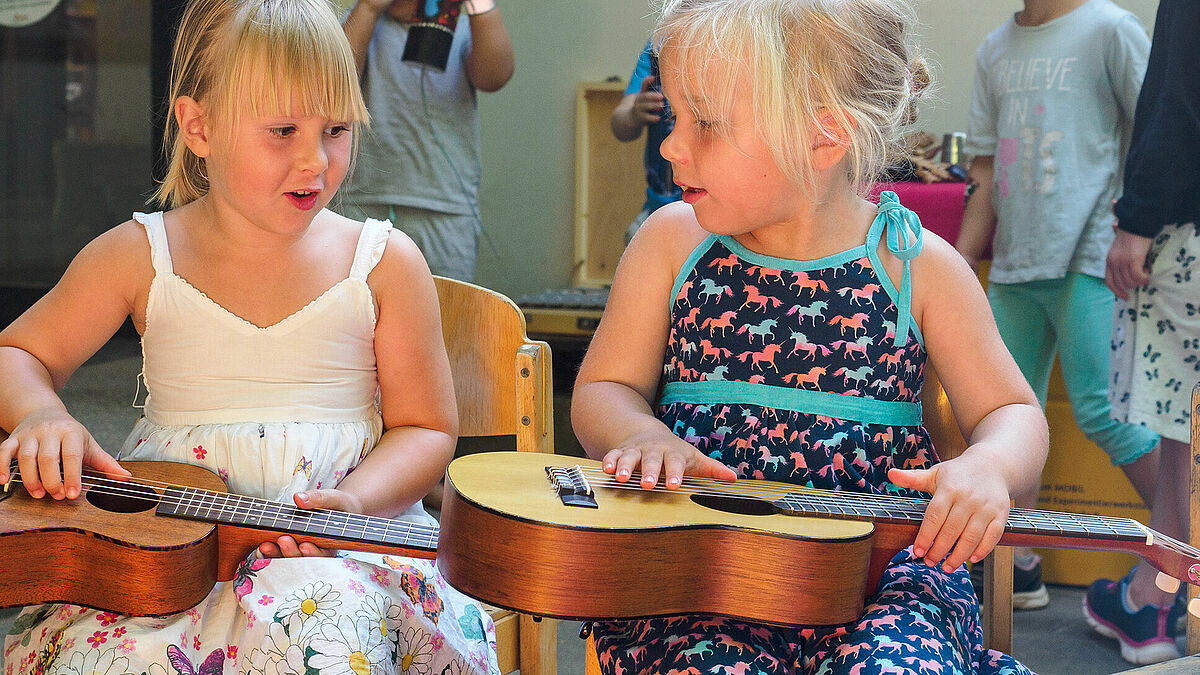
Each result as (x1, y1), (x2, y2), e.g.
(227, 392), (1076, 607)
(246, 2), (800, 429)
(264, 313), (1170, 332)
(585, 634), (602, 675)
(518, 615), (557, 675)
(982, 545), (1014, 654)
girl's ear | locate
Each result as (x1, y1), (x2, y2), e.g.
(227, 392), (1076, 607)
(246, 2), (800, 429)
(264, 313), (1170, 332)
(810, 109), (855, 171)
(175, 96), (211, 158)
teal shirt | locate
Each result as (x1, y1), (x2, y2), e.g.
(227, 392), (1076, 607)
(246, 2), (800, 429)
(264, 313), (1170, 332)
(965, 0), (1148, 283)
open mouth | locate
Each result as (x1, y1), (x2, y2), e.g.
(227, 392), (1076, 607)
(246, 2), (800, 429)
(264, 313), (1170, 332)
(286, 190), (319, 210)
(679, 185), (706, 204)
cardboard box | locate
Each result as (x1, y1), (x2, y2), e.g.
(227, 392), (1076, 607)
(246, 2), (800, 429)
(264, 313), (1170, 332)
(1035, 364), (1149, 587)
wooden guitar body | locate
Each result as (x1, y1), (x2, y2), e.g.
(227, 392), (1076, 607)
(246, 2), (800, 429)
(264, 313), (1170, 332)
(437, 452), (881, 627)
(0, 460), (437, 617)
(0, 461), (223, 616)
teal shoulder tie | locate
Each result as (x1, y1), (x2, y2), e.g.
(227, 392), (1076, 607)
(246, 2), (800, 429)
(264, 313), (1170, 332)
(866, 191), (923, 347)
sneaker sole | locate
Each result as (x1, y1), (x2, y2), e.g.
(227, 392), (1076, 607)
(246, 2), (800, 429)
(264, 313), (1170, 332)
(1012, 585), (1049, 610)
(1082, 596), (1181, 665)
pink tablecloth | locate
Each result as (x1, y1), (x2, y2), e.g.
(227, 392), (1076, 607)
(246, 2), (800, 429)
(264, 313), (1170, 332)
(870, 181), (970, 248)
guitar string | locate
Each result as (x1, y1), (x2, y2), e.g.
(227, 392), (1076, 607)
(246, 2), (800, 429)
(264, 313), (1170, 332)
(6, 465), (1170, 552)
(6, 464), (1133, 542)
(3, 472), (439, 548)
(566, 467), (1154, 541)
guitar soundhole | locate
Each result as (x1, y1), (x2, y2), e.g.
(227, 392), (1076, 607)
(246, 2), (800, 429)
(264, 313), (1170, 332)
(691, 492), (775, 516)
(85, 481), (160, 513)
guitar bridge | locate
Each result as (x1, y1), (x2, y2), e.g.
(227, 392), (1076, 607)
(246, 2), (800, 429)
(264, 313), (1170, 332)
(546, 466), (598, 508)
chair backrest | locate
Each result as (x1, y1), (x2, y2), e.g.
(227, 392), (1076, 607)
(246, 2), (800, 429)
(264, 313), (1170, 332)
(432, 276), (558, 675)
(921, 363), (1013, 653)
(919, 364), (967, 461)
(433, 276), (554, 453)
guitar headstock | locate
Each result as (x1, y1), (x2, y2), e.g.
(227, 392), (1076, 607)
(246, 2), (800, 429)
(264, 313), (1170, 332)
(1147, 532), (1200, 619)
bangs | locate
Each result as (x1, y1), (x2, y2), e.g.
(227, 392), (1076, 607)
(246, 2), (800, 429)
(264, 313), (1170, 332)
(212, 1), (368, 125)
(654, 9), (746, 136)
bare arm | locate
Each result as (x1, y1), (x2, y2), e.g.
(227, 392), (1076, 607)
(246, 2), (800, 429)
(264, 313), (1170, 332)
(338, 231), (458, 518)
(610, 78), (664, 142)
(954, 156), (996, 271)
(572, 205), (734, 488)
(0, 222), (147, 498)
(464, 4), (514, 92)
(342, 1), (390, 77)
(890, 233), (1047, 571)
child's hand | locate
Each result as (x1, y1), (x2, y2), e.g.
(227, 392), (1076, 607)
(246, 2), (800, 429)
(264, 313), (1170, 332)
(631, 76), (666, 126)
(602, 431), (736, 490)
(257, 489), (365, 559)
(0, 408), (129, 500)
(888, 450), (1010, 573)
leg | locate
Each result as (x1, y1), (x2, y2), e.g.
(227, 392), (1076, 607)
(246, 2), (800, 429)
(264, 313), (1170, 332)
(390, 205), (480, 283)
(803, 550), (1035, 675)
(593, 617), (801, 675)
(1127, 437), (1189, 607)
(1083, 224), (1200, 665)
(987, 280), (1057, 607)
(1052, 273), (1160, 504)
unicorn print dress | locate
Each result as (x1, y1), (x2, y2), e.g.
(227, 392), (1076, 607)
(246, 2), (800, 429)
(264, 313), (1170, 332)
(592, 193), (1034, 675)
(3, 214), (498, 675)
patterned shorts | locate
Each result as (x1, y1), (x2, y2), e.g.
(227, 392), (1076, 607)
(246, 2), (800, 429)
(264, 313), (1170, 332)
(1110, 222), (1200, 443)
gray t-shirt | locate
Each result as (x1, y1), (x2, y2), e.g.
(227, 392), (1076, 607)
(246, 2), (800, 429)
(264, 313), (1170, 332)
(341, 14), (479, 216)
(965, 0), (1148, 283)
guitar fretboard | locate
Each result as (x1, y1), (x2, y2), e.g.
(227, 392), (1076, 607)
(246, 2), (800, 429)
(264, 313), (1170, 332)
(777, 491), (1148, 543)
(157, 486), (439, 550)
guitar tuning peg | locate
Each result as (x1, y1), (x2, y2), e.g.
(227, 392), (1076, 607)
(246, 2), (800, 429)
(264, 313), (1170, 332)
(1189, 597), (1200, 619)
(1155, 572), (1181, 594)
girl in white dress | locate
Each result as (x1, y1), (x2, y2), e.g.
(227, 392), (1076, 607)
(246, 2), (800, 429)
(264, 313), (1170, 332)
(0, 1), (498, 673)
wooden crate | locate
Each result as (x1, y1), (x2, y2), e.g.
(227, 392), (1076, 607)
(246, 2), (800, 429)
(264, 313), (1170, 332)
(572, 81), (644, 288)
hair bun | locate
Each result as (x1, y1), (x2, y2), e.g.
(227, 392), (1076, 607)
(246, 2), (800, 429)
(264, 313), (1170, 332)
(903, 56), (931, 125)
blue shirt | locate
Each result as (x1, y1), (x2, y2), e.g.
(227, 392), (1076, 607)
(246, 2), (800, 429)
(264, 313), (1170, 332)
(626, 41), (682, 214)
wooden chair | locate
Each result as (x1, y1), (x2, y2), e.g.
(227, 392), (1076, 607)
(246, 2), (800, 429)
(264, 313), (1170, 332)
(582, 364), (1012, 674)
(433, 276), (558, 675)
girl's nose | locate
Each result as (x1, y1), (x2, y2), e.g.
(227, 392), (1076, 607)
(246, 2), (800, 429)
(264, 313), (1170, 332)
(297, 137), (329, 173)
(659, 125), (687, 166)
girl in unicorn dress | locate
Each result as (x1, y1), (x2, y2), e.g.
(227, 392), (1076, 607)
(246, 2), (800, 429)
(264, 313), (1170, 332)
(571, 1), (1049, 673)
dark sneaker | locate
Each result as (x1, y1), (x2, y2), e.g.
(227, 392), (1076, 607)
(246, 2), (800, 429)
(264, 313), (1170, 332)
(1012, 560), (1049, 610)
(1083, 573), (1183, 665)
(967, 560), (1049, 610)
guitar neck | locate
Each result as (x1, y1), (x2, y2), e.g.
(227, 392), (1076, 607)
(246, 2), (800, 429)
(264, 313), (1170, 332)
(156, 485), (439, 559)
(777, 490), (1162, 559)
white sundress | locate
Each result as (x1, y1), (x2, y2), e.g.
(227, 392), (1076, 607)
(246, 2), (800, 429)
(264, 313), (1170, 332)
(2, 213), (499, 675)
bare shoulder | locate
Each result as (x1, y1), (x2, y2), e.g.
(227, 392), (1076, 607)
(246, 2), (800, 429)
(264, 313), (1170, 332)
(362, 223), (437, 312)
(621, 202), (711, 284)
(64, 218), (155, 294)
(371, 225), (427, 281)
(909, 230), (980, 297)
(907, 229), (991, 338)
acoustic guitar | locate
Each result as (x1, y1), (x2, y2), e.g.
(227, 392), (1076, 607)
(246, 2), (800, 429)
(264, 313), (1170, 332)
(4, 453), (1199, 627)
(0, 460), (437, 616)
(436, 451), (1200, 628)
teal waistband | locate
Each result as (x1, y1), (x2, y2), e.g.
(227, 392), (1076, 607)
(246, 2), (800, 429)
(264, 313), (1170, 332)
(660, 380), (922, 427)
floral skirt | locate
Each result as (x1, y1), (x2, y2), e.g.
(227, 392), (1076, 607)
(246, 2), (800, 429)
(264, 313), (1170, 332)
(3, 552), (498, 675)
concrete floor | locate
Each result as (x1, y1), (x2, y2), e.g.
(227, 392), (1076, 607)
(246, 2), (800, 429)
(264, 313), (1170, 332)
(0, 331), (1188, 674)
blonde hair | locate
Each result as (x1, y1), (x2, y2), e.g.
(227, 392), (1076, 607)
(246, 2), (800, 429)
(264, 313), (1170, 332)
(155, 0), (369, 208)
(654, 0), (929, 195)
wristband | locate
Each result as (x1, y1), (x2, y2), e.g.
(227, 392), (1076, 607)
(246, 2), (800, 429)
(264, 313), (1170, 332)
(463, 0), (496, 15)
